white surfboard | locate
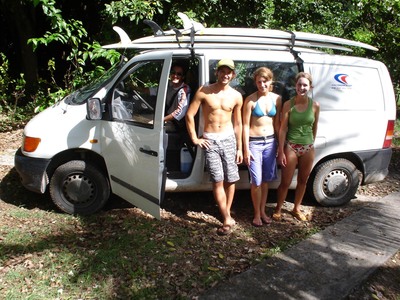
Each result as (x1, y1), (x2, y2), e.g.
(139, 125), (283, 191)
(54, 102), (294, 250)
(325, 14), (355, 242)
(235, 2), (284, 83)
(132, 27), (377, 51)
(103, 42), (347, 54)
(129, 34), (352, 51)
(103, 13), (378, 52)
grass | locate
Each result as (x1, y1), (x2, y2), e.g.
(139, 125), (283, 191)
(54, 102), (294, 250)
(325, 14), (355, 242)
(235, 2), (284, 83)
(393, 118), (400, 146)
(0, 197), (343, 299)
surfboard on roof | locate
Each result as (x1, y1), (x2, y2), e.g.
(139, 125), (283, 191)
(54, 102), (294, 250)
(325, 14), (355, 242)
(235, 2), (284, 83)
(102, 12), (378, 52)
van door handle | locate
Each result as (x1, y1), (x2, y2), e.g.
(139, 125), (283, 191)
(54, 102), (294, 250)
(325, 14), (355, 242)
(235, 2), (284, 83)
(139, 147), (158, 157)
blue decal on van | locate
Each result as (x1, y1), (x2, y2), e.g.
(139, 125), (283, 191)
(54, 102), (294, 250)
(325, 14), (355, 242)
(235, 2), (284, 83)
(334, 73), (349, 85)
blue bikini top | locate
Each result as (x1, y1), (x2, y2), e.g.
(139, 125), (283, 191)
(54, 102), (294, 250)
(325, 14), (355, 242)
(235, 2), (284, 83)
(251, 95), (277, 117)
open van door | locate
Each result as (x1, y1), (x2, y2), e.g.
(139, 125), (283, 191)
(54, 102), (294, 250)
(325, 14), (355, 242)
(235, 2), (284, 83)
(102, 52), (173, 219)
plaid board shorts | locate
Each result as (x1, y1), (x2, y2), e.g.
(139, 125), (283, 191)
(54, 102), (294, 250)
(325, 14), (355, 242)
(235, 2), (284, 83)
(204, 134), (240, 183)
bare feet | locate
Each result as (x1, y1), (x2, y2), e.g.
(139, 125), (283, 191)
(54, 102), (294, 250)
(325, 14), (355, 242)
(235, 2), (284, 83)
(261, 215), (272, 224)
(252, 218), (263, 227)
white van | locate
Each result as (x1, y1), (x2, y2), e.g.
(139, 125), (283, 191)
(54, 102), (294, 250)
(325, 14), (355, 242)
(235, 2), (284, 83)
(14, 16), (396, 219)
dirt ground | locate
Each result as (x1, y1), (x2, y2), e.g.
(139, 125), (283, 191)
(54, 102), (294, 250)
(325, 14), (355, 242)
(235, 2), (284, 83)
(1, 129), (399, 299)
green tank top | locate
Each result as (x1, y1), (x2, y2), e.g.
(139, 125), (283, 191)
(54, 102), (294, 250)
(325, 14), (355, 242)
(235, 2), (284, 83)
(287, 97), (315, 145)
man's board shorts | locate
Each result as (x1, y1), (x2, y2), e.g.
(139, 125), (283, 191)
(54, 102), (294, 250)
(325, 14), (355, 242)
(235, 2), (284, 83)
(248, 135), (278, 186)
(203, 129), (240, 183)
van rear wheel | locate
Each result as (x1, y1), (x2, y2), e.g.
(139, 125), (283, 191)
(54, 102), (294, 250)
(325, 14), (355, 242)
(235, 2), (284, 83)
(49, 160), (110, 215)
(308, 158), (360, 206)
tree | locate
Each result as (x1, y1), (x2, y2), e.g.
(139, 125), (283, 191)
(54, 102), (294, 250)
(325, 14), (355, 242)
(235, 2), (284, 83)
(0, 0), (39, 98)
(0, 0), (399, 110)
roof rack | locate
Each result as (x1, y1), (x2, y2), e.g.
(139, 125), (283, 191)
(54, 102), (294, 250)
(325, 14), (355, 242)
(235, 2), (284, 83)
(103, 12), (378, 53)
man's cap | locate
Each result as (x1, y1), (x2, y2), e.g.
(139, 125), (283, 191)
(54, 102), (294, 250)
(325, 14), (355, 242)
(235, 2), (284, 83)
(217, 58), (235, 70)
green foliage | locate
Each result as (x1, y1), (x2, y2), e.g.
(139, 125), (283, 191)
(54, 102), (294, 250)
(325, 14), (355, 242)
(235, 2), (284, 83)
(0, 53), (30, 130)
(164, 0), (275, 28)
(1, 0), (399, 122)
(104, 0), (167, 24)
(25, 0), (121, 112)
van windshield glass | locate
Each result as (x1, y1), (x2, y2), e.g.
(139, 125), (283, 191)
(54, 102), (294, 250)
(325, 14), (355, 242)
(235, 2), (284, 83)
(65, 60), (126, 105)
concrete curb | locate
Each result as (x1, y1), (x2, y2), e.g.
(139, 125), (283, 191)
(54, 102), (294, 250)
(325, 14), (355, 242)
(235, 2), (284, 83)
(201, 192), (400, 300)
(0, 149), (16, 166)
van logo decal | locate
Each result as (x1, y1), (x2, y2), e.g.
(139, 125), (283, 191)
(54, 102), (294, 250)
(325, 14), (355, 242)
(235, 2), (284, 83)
(331, 73), (352, 90)
(334, 74), (349, 85)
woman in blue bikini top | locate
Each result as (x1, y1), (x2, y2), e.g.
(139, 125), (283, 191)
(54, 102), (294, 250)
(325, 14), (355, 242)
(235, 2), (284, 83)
(251, 95), (277, 118)
(242, 67), (282, 227)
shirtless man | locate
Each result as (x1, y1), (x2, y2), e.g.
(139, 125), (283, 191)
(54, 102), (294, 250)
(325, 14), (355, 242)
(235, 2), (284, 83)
(186, 58), (243, 235)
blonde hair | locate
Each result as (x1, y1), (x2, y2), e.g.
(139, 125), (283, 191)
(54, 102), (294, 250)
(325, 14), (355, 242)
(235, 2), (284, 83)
(253, 67), (274, 92)
(295, 72), (313, 87)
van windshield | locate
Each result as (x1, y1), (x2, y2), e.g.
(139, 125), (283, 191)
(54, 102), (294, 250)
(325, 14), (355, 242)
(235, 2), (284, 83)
(65, 60), (127, 105)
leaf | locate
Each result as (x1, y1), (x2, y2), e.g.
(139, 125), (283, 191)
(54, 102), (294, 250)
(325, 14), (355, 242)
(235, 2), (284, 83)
(166, 241), (175, 247)
(218, 253), (224, 259)
(207, 267), (219, 271)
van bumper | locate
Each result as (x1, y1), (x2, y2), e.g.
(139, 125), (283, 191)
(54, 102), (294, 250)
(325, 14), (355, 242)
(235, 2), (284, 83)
(14, 148), (50, 194)
(356, 147), (392, 184)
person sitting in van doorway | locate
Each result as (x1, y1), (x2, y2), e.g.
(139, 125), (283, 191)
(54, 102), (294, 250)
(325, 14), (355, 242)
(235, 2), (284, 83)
(242, 67), (281, 227)
(164, 63), (191, 131)
(273, 72), (320, 222)
(186, 58), (243, 236)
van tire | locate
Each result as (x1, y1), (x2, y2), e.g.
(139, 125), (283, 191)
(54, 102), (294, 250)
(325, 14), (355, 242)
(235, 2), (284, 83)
(309, 158), (360, 206)
(49, 160), (110, 215)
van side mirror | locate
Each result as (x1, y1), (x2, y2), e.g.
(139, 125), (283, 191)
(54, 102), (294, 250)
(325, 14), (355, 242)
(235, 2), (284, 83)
(87, 98), (103, 120)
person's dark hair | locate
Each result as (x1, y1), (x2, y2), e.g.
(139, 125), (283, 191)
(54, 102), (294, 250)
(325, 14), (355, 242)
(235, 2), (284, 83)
(171, 61), (187, 76)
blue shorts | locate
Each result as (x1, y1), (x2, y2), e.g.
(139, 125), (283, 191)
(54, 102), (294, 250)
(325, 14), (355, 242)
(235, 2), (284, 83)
(204, 134), (240, 183)
(248, 136), (278, 186)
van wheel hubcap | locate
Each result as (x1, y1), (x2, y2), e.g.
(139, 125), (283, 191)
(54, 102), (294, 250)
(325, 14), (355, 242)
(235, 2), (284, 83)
(323, 170), (348, 197)
(62, 174), (95, 204)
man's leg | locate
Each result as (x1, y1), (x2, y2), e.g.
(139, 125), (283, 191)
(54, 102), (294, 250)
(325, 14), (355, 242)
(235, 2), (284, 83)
(213, 181), (235, 227)
(224, 181), (236, 226)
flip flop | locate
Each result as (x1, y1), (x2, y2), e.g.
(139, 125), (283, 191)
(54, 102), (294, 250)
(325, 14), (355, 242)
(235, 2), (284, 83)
(272, 212), (282, 221)
(217, 224), (233, 236)
(291, 210), (307, 221)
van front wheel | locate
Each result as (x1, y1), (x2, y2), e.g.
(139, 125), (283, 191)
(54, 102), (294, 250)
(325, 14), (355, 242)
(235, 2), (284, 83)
(49, 160), (110, 215)
(309, 158), (360, 206)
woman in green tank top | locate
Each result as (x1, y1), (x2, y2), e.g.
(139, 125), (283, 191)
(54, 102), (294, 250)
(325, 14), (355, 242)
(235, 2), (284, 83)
(273, 72), (320, 222)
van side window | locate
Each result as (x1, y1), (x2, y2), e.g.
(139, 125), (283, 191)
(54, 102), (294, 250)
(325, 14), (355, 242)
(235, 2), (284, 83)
(209, 60), (298, 102)
(111, 60), (163, 128)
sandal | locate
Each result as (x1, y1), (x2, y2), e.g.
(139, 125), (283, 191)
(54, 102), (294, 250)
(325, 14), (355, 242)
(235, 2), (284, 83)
(272, 212), (282, 221)
(217, 224), (233, 235)
(291, 210), (307, 221)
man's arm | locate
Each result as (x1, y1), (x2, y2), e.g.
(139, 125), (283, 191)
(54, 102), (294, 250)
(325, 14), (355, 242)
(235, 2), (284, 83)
(164, 86), (191, 122)
(185, 88), (202, 145)
(233, 93), (243, 164)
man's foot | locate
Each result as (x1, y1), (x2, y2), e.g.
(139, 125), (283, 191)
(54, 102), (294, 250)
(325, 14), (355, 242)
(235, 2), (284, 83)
(291, 210), (307, 221)
(272, 212), (282, 221)
(217, 224), (233, 235)
(252, 218), (263, 227)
